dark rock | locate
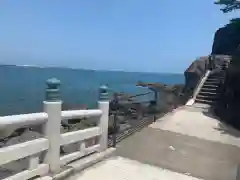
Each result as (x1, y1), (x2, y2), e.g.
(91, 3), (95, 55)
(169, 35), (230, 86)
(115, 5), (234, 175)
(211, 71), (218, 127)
(215, 55), (240, 129)
(212, 18), (240, 55)
(183, 56), (209, 97)
(209, 18), (240, 130)
(136, 82), (185, 112)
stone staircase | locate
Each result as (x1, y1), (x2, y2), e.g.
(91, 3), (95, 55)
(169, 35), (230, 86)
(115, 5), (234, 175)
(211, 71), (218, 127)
(195, 60), (229, 106)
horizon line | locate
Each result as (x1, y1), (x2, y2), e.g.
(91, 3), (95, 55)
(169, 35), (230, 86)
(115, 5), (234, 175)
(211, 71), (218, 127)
(0, 63), (184, 75)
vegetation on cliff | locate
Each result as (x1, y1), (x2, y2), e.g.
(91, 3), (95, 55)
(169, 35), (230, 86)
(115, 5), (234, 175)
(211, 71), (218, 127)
(215, 0), (240, 13)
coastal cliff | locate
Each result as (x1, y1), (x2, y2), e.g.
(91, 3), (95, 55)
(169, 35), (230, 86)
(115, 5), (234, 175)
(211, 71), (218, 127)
(212, 18), (240, 55)
(211, 19), (240, 129)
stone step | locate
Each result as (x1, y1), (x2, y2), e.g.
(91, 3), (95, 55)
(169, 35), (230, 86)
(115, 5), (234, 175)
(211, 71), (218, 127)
(209, 74), (223, 78)
(201, 87), (218, 91)
(204, 81), (220, 85)
(202, 84), (218, 88)
(195, 98), (217, 105)
(196, 95), (219, 100)
(206, 79), (221, 83)
(198, 91), (220, 95)
(200, 87), (218, 92)
(208, 76), (224, 79)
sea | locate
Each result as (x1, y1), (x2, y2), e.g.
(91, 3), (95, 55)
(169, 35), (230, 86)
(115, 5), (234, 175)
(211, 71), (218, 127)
(0, 65), (184, 116)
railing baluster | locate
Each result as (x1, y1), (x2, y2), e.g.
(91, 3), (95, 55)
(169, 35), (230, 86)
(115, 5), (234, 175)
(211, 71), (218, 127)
(43, 78), (62, 173)
(28, 155), (39, 170)
(98, 85), (109, 151)
(79, 141), (86, 152)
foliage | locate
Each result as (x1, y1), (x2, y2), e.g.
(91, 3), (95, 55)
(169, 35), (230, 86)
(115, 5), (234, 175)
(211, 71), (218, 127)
(215, 0), (240, 13)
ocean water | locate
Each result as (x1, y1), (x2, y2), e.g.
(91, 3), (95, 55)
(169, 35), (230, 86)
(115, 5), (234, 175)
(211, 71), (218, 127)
(0, 65), (184, 116)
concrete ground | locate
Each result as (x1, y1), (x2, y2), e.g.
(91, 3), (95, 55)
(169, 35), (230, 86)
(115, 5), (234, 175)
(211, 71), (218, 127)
(115, 106), (240, 180)
(150, 106), (240, 147)
(66, 105), (240, 180)
(69, 156), (203, 180)
(116, 127), (240, 180)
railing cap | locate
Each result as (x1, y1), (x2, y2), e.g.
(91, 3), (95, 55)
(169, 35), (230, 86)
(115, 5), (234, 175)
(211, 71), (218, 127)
(99, 85), (109, 101)
(45, 78), (61, 101)
(46, 78), (61, 88)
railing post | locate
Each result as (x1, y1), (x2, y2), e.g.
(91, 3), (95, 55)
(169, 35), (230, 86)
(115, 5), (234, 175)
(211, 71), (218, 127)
(98, 85), (109, 151)
(43, 78), (62, 173)
(112, 93), (119, 147)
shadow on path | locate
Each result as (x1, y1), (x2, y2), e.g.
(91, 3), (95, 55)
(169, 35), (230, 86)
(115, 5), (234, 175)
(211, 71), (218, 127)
(202, 109), (240, 138)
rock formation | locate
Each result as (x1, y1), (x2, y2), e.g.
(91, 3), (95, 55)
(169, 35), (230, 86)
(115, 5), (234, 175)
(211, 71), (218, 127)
(212, 18), (240, 55)
(210, 18), (240, 129)
(136, 82), (185, 112)
(183, 54), (231, 100)
(183, 56), (209, 97)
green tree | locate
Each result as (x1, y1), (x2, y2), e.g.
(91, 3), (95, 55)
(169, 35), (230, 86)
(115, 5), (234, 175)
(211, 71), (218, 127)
(215, 0), (240, 13)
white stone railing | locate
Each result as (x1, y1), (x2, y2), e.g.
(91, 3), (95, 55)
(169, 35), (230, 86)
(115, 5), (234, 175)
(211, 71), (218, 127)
(0, 78), (110, 180)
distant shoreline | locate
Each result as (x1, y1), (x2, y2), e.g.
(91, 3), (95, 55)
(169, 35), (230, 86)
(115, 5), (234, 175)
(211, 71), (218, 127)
(0, 64), (183, 75)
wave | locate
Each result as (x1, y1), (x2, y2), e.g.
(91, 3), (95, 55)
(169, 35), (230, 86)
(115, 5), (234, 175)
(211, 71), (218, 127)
(16, 64), (44, 68)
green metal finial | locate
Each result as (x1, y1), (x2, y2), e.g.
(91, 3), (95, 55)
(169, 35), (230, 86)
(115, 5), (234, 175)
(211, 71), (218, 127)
(99, 85), (108, 101)
(45, 78), (61, 101)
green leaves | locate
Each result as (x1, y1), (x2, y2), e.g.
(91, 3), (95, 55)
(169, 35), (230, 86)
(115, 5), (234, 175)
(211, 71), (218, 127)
(214, 0), (240, 13)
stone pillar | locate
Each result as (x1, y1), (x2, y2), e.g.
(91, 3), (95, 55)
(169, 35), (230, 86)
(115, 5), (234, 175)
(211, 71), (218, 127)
(98, 85), (109, 151)
(43, 78), (62, 173)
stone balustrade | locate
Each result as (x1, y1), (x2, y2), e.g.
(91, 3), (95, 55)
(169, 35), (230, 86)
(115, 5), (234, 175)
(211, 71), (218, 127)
(0, 78), (111, 180)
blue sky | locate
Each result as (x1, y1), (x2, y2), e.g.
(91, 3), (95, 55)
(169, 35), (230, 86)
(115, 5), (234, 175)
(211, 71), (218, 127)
(0, 0), (239, 73)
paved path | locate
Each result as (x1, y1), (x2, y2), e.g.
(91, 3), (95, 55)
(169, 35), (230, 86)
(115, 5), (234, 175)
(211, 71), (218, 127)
(150, 106), (240, 147)
(116, 127), (240, 180)
(69, 106), (240, 180)
(69, 156), (202, 180)
(116, 107), (240, 180)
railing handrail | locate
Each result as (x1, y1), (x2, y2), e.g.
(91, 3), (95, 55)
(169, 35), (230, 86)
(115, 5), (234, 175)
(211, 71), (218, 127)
(0, 109), (103, 130)
(61, 109), (102, 120)
(0, 112), (48, 130)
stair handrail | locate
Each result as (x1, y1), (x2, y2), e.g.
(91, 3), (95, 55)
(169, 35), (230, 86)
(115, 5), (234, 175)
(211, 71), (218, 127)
(192, 55), (216, 100)
(192, 70), (211, 101)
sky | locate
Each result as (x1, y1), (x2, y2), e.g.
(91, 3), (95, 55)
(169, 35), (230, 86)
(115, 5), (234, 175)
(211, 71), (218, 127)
(0, 0), (239, 73)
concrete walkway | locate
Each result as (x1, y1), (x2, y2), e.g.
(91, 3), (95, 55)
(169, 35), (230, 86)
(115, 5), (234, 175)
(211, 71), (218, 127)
(150, 106), (240, 147)
(68, 106), (240, 180)
(70, 156), (203, 180)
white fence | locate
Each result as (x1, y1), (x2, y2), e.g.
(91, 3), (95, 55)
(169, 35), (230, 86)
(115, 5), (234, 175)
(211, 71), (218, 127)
(0, 78), (110, 180)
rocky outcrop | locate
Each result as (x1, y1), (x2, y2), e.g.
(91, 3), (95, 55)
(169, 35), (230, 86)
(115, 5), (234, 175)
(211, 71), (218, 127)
(210, 18), (240, 129)
(183, 56), (209, 97)
(136, 82), (185, 112)
(214, 55), (240, 129)
(212, 18), (240, 55)
(183, 55), (231, 100)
